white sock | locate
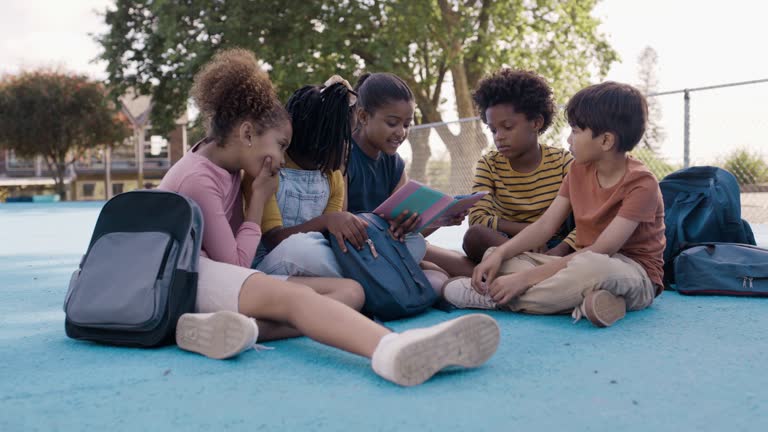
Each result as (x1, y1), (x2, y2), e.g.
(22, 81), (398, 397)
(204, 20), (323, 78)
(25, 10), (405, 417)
(373, 332), (399, 354)
(370, 332), (400, 379)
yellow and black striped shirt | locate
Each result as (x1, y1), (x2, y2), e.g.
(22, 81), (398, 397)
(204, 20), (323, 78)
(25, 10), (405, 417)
(469, 145), (576, 246)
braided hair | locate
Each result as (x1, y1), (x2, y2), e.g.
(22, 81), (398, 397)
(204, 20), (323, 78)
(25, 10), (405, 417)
(285, 82), (353, 173)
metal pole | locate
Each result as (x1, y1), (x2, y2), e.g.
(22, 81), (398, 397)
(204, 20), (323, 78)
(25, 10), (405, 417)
(182, 123), (188, 155)
(683, 89), (690, 168)
(105, 145), (112, 199)
(137, 128), (145, 188)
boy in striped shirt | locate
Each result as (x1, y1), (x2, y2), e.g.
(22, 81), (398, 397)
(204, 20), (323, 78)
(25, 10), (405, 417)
(463, 69), (576, 263)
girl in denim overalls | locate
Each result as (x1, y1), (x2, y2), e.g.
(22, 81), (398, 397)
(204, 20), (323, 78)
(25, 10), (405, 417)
(251, 76), (426, 278)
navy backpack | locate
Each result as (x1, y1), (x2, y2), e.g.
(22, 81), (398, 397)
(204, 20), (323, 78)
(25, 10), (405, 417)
(329, 213), (437, 321)
(659, 166), (756, 287)
(674, 243), (768, 296)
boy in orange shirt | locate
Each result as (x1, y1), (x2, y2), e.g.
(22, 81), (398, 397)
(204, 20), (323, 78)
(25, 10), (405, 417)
(444, 82), (665, 327)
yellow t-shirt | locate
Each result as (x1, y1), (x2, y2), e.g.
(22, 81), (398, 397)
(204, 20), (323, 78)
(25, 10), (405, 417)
(260, 156), (345, 233)
(469, 145), (576, 247)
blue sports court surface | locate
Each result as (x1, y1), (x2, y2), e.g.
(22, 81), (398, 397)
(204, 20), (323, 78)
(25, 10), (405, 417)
(1, 202), (766, 431)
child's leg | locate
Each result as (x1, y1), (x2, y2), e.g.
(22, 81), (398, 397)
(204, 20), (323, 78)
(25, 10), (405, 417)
(287, 276), (365, 311)
(181, 259), (500, 385)
(239, 274), (386, 356)
(420, 261), (450, 296)
(443, 251), (559, 310)
(508, 252), (655, 322)
(256, 232), (344, 278)
(423, 244), (475, 277)
(462, 225), (509, 263)
(243, 277), (365, 341)
(252, 319), (302, 341)
(444, 250), (655, 325)
(238, 274), (500, 386)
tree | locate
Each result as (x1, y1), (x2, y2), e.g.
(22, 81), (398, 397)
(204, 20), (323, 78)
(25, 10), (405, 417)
(722, 149), (768, 187)
(630, 147), (678, 180)
(637, 46), (665, 151)
(98, 0), (617, 192)
(0, 71), (130, 199)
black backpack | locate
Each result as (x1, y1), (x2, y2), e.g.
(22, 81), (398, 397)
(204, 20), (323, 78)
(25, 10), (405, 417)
(64, 190), (204, 347)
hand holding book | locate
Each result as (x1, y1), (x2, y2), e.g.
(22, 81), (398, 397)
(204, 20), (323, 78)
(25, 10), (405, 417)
(373, 180), (488, 234)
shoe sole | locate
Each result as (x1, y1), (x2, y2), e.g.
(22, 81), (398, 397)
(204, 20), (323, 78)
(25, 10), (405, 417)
(584, 291), (626, 328)
(391, 314), (500, 386)
(176, 311), (255, 360)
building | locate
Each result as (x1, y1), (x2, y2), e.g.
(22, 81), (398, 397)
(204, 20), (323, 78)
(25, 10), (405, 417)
(0, 91), (188, 201)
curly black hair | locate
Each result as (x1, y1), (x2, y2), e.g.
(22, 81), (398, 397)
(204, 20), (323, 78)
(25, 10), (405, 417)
(471, 69), (556, 135)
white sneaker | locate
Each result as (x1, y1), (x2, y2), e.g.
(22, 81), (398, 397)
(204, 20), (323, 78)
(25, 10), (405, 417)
(371, 314), (500, 386)
(176, 311), (259, 360)
(443, 277), (498, 310)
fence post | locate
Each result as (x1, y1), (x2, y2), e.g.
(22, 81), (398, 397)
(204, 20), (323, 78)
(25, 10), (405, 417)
(683, 89), (690, 168)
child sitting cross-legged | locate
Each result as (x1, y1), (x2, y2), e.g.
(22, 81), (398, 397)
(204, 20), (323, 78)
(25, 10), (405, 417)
(462, 69), (577, 263)
(444, 81), (666, 328)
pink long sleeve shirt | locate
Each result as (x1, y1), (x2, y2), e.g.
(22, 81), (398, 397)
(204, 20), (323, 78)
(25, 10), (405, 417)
(159, 150), (261, 268)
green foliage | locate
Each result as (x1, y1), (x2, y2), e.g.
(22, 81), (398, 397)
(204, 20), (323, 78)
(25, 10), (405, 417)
(721, 149), (768, 186)
(97, 0), (617, 131)
(631, 148), (678, 180)
(0, 71), (130, 198)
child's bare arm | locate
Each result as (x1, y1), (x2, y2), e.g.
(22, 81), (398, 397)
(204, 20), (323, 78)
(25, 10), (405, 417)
(495, 196), (571, 260)
(471, 196), (571, 290)
(586, 216), (639, 255)
(497, 220), (532, 237)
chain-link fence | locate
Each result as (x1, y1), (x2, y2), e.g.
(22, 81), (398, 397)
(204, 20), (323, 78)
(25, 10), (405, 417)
(400, 80), (768, 224)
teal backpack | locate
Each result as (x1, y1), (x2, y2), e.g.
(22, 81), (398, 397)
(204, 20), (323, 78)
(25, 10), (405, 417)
(329, 213), (437, 321)
(659, 166), (756, 287)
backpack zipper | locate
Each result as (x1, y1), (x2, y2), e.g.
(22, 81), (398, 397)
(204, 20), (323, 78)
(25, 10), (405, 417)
(155, 238), (175, 280)
(366, 239), (379, 258)
(740, 276), (754, 289)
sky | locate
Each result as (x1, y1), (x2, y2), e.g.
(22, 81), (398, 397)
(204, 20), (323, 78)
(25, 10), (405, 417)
(1, 0), (767, 163)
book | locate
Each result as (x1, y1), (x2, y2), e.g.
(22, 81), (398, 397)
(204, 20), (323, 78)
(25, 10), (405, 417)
(373, 180), (489, 232)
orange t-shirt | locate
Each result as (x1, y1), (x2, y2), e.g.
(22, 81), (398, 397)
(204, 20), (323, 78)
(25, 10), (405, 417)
(559, 156), (665, 290)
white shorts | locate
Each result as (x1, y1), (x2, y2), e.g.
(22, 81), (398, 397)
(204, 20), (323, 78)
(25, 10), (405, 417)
(196, 256), (288, 313)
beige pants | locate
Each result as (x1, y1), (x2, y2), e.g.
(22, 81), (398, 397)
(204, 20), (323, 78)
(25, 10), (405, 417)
(490, 249), (656, 315)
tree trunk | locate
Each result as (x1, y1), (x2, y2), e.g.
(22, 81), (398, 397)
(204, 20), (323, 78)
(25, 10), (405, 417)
(43, 155), (68, 201)
(409, 87), (443, 185)
(449, 57), (475, 119)
(55, 161), (68, 201)
(407, 128), (431, 183)
(434, 121), (487, 195)
(437, 62), (489, 194)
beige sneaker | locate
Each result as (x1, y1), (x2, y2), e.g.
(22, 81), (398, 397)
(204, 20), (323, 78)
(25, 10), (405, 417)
(371, 314), (500, 386)
(575, 290), (627, 328)
(176, 311), (259, 359)
(443, 277), (498, 310)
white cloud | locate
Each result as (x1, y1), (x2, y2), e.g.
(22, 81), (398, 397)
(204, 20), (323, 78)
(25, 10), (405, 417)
(0, 0), (113, 78)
